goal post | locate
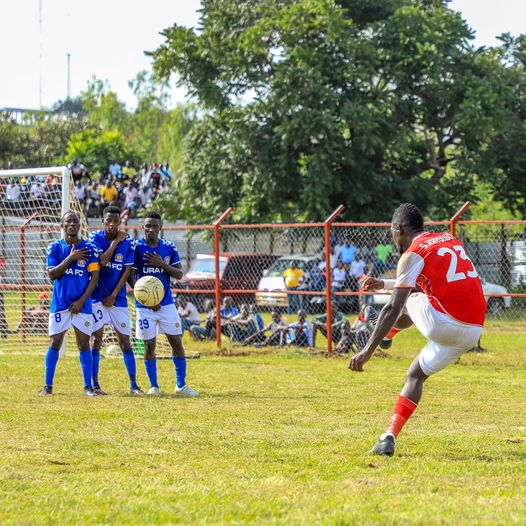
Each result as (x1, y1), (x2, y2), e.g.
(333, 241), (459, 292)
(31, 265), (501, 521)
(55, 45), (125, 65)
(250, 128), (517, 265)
(0, 166), (86, 355)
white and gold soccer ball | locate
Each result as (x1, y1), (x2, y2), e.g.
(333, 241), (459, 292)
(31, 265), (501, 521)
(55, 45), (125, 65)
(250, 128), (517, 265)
(134, 276), (164, 307)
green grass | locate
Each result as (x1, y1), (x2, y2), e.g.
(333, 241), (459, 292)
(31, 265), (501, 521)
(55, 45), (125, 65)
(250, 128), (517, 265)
(0, 328), (525, 525)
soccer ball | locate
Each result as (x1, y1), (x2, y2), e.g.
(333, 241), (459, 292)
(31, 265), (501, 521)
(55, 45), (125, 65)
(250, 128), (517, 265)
(105, 344), (121, 357)
(134, 276), (164, 307)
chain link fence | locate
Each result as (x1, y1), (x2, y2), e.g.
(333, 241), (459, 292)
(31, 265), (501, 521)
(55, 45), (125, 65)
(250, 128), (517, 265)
(1, 208), (524, 357)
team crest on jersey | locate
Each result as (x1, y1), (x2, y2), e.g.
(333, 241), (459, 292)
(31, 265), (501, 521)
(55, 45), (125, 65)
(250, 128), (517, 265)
(85, 321), (90, 327)
(78, 259), (86, 267)
(121, 323), (126, 328)
(164, 256), (170, 264)
(115, 253), (123, 262)
(176, 322), (180, 328)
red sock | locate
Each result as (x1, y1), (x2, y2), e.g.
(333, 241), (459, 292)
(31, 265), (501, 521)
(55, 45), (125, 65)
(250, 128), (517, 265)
(385, 327), (401, 340)
(385, 395), (417, 438)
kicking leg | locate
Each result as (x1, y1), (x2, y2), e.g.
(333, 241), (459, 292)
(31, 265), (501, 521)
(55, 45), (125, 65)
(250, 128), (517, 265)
(380, 312), (413, 350)
(372, 356), (428, 456)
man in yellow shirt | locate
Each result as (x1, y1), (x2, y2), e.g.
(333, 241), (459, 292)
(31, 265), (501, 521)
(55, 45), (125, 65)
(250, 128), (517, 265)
(99, 180), (118, 216)
(283, 260), (304, 314)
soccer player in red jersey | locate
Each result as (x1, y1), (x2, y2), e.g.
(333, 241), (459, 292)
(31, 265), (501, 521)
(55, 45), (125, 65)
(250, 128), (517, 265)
(349, 203), (486, 456)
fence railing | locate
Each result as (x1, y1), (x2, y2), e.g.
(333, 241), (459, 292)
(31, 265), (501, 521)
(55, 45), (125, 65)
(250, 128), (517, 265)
(1, 204), (525, 354)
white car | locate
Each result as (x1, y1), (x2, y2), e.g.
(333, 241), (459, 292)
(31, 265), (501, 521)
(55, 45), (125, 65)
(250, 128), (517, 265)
(371, 277), (511, 315)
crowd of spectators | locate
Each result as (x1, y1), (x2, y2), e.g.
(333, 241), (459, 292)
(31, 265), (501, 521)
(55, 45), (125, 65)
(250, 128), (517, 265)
(70, 159), (172, 218)
(176, 294), (377, 354)
(0, 159), (172, 218)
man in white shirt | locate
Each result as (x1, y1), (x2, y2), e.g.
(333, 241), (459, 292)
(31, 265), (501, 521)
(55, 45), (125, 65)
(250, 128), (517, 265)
(5, 182), (20, 201)
(350, 254), (367, 278)
(176, 296), (200, 333)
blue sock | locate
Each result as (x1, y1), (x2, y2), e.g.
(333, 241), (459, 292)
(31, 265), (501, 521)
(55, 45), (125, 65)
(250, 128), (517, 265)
(91, 349), (100, 387)
(172, 357), (187, 388)
(122, 349), (138, 389)
(79, 350), (93, 388)
(45, 347), (60, 386)
(144, 359), (158, 388)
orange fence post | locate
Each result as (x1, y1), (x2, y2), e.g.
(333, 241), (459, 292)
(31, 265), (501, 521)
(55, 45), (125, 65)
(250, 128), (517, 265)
(20, 212), (38, 342)
(450, 201), (470, 236)
(323, 205), (345, 353)
(214, 208), (233, 351)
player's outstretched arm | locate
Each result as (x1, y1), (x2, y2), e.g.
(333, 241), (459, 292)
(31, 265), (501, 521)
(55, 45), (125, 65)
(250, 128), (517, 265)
(349, 287), (412, 372)
(48, 246), (91, 281)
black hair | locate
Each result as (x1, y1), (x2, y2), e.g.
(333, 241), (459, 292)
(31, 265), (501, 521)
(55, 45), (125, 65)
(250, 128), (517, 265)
(103, 205), (121, 216)
(144, 211), (162, 222)
(61, 211), (80, 222)
(392, 203), (424, 231)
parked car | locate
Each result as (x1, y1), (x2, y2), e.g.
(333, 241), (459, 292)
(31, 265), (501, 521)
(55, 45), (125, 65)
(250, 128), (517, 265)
(256, 255), (360, 313)
(370, 274), (511, 315)
(179, 253), (278, 310)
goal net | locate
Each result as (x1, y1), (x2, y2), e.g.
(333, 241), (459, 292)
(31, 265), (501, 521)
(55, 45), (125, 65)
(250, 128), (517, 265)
(0, 167), (88, 355)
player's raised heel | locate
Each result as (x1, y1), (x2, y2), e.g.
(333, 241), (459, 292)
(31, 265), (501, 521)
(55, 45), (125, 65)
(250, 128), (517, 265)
(147, 387), (162, 396)
(84, 386), (99, 397)
(174, 384), (199, 397)
(379, 338), (393, 350)
(39, 385), (53, 396)
(370, 434), (396, 456)
(130, 386), (146, 397)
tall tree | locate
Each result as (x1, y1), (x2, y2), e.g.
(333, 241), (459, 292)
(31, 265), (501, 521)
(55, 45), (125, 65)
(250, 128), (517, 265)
(152, 0), (519, 222)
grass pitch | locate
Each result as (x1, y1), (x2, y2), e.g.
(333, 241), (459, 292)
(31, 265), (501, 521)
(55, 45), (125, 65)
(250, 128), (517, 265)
(0, 328), (525, 525)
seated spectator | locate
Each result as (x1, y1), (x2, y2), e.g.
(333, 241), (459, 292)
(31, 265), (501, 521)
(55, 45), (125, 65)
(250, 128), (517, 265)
(220, 296), (239, 322)
(286, 309), (313, 347)
(317, 246), (338, 273)
(190, 300), (217, 341)
(160, 163), (172, 181)
(176, 296), (200, 333)
(30, 179), (46, 202)
(332, 261), (347, 290)
(123, 183), (139, 217)
(250, 304), (265, 332)
(312, 305), (349, 347)
(223, 304), (257, 342)
(336, 305), (378, 353)
(242, 310), (288, 347)
(149, 164), (162, 188)
(9, 292), (49, 335)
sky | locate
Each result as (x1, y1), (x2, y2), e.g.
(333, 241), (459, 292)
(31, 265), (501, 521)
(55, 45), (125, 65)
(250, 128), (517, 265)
(0, 0), (525, 111)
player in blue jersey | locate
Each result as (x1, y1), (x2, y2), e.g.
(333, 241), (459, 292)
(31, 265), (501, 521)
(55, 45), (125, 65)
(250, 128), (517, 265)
(132, 211), (198, 397)
(89, 206), (144, 396)
(39, 212), (100, 397)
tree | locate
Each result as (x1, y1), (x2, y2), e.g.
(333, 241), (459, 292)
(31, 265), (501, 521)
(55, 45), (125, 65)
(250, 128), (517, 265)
(152, 0), (522, 222)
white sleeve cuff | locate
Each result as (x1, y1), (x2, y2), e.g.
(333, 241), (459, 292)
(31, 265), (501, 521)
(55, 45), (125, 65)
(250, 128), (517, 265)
(383, 279), (396, 290)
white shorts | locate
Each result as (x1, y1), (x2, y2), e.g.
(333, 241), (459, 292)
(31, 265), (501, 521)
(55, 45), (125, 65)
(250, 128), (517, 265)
(91, 302), (131, 336)
(48, 310), (93, 337)
(135, 303), (182, 341)
(406, 293), (483, 376)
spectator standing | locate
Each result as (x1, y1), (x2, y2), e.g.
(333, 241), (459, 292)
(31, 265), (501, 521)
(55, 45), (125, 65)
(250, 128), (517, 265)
(99, 180), (118, 216)
(121, 160), (136, 182)
(109, 160), (121, 179)
(283, 260), (304, 314)
(338, 236), (358, 264)
(69, 159), (87, 183)
(350, 254), (367, 279)
(74, 181), (87, 205)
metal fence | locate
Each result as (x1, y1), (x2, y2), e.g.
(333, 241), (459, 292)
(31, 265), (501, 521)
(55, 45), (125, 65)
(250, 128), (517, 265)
(1, 204), (525, 356)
